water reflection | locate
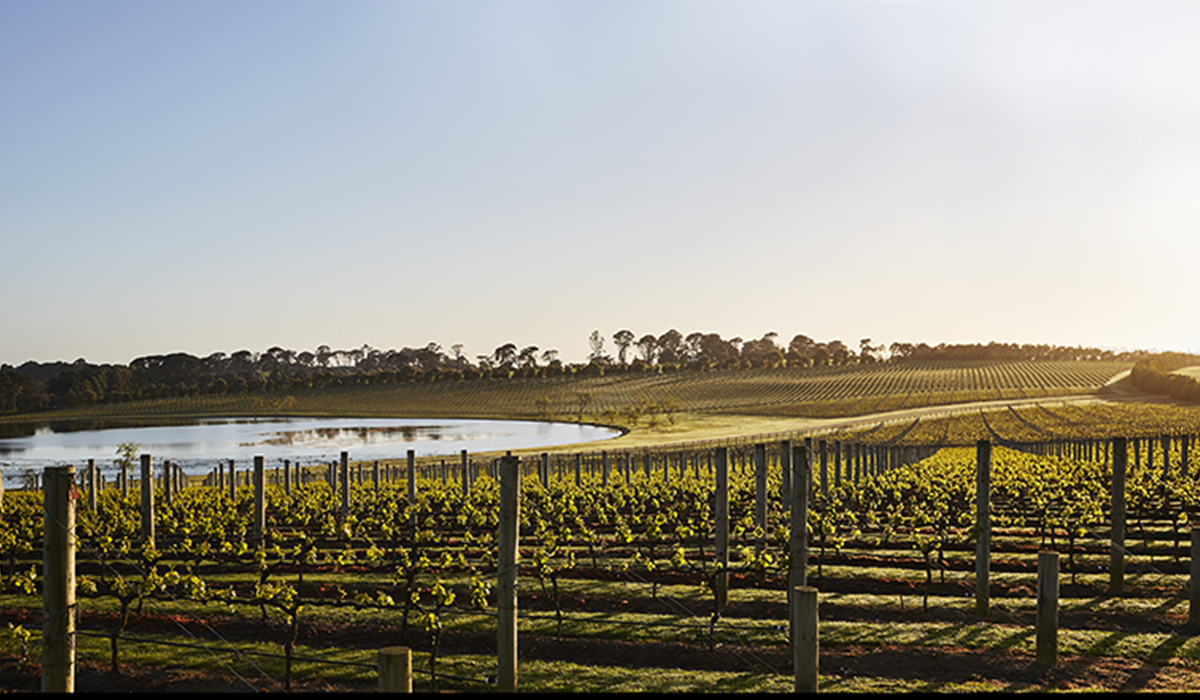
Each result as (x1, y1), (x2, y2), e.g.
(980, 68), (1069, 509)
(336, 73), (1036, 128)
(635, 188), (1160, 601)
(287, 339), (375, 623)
(0, 416), (619, 487)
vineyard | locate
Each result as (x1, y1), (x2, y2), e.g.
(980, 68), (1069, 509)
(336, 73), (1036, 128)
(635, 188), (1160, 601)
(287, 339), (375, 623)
(10, 359), (1131, 432)
(7, 396), (1200, 691)
(11, 357), (1200, 692)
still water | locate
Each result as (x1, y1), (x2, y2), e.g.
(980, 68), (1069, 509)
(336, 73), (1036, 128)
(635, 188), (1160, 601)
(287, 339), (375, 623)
(0, 417), (621, 488)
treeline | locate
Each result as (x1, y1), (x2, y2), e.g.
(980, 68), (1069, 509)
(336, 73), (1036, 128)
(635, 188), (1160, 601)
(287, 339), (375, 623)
(0, 333), (1146, 416)
(1128, 352), (1200, 402)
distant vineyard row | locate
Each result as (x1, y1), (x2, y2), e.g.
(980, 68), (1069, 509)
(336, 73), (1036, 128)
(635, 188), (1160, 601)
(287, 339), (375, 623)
(14, 359), (1132, 427)
(828, 401), (1200, 448)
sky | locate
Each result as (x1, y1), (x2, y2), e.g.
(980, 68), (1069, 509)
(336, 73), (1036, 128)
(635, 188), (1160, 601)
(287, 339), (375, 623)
(3, 0), (1200, 367)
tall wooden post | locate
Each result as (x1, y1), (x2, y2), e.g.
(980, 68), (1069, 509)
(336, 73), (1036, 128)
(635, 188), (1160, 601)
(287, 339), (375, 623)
(714, 447), (730, 608)
(163, 459), (174, 506)
(462, 450), (471, 496)
(340, 451), (351, 523)
(602, 451), (610, 488)
(804, 438), (814, 496)
(229, 459), (237, 502)
(976, 439), (991, 618)
(43, 466), (76, 692)
(253, 456), (266, 546)
(497, 453), (520, 693)
(755, 443), (767, 555)
(791, 444), (809, 590)
(1164, 435), (1172, 478)
(780, 440), (792, 511)
(87, 459), (97, 512)
(1111, 437), (1127, 594)
(792, 586), (818, 693)
(1036, 551), (1059, 667)
(818, 439), (828, 500)
(139, 454), (154, 545)
(1183, 436), (1191, 480)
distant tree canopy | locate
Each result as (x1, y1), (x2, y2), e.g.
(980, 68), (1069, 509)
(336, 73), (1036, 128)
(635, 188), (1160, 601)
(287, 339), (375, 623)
(0, 333), (1151, 415)
(1128, 352), (1200, 403)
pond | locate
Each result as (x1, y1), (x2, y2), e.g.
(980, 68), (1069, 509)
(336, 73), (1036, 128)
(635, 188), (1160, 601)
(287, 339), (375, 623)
(0, 417), (622, 488)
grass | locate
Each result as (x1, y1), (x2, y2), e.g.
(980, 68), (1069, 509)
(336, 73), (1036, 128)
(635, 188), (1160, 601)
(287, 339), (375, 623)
(0, 358), (1136, 453)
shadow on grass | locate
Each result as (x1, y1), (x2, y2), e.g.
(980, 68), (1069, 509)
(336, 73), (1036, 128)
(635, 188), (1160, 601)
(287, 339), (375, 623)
(1145, 632), (1191, 663)
(1083, 630), (1127, 656)
(991, 627), (1035, 651)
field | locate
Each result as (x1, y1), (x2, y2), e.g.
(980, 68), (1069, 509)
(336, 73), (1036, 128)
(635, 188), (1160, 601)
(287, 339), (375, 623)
(9, 358), (1200, 692)
(2, 359), (1134, 450)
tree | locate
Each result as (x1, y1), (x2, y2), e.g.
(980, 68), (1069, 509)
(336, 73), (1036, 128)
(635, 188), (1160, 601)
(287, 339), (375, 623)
(517, 346), (540, 369)
(826, 340), (851, 366)
(636, 334), (658, 364)
(657, 329), (685, 365)
(613, 330), (635, 365)
(491, 343), (518, 370)
(741, 332), (782, 367)
(859, 338), (876, 364)
(114, 441), (140, 475)
(587, 331), (609, 365)
(787, 335), (815, 366)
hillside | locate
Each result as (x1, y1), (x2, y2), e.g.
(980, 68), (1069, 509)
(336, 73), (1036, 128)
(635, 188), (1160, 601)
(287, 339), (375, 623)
(4, 358), (1131, 426)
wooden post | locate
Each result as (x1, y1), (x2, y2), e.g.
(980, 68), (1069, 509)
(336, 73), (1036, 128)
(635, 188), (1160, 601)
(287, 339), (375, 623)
(497, 453), (520, 693)
(462, 450), (471, 496)
(378, 646), (412, 692)
(976, 439), (991, 618)
(1164, 435), (1172, 478)
(755, 443), (767, 555)
(833, 441), (842, 489)
(714, 447), (730, 608)
(253, 456), (266, 546)
(573, 453), (581, 488)
(804, 438), (814, 496)
(818, 439), (828, 500)
(339, 451), (350, 523)
(162, 458), (172, 506)
(1183, 436), (1191, 480)
(139, 454), (154, 545)
(602, 451), (610, 488)
(87, 459), (97, 512)
(229, 459), (237, 502)
(1111, 437), (1127, 594)
(780, 440), (792, 511)
(1190, 526), (1200, 629)
(42, 465), (76, 692)
(791, 444), (809, 590)
(792, 586), (818, 693)
(407, 449), (416, 505)
(1036, 551), (1059, 667)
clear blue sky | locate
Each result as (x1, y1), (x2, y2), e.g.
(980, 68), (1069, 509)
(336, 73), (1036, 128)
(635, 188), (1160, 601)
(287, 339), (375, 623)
(4, 0), (1199, 366)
